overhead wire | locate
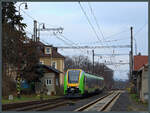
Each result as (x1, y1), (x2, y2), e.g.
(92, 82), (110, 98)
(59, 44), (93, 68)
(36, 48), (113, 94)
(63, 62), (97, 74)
(105, 29), (129, 39)
(133, 22), (147, 55)
(134, 22), (147, 37)
(58, 34), (87, 53)
(89, 3), (129, 72)
(87, 2), (105, 41)
(78, 2), (108, 61)
(16, 4), (41, 24)
(87, 2), (120, 70)
(60, 34), (77, 46)
(16, 3), (86, 58)
(78, 2), (102, 43)
(17, 4), (85, 53)
(77, 38), (130, 45)
(18, 2), (129, 72)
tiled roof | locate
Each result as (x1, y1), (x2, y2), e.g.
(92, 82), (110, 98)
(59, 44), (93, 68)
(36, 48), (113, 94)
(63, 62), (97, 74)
(35, 64), (62, 74)
(37, 42), (65, 59)
(134, 55), (148, 71)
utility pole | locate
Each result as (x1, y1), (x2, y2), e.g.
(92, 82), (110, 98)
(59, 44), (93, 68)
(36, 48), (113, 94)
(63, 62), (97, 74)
(101, 63), (104, 76)
(33, 20), (38, 42)
(92, 50), (94, 74)
(130, 26), (133, 81)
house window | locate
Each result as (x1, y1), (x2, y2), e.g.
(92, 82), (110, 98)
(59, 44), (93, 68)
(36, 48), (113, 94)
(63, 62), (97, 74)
(46, 48), (50, 53)
(39, 60), (44, 64)
(46, 79), (51, 85)
(45, 47), (51, 54)
(52, 61), (57, 69)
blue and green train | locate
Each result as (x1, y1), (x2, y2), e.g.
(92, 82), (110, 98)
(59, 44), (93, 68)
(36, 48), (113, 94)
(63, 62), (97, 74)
(64, 69), (105, 97)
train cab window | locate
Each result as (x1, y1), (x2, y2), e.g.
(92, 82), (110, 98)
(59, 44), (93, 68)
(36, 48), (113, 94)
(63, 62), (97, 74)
(68, 70), (80, 83)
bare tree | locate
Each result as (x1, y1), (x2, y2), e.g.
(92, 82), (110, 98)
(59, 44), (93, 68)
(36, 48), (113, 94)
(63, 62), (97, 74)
(64, 55), (114, 89)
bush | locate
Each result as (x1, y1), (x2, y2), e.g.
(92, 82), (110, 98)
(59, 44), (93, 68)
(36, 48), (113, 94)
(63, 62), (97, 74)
(56, 85), (64, 96)
(21, 88), (31, 95)
(20, 82), (36, 95)
(131, 93), (139, 102)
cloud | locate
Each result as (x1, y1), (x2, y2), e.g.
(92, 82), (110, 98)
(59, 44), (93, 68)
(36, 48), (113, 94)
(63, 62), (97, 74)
(18, 2), (148, 80)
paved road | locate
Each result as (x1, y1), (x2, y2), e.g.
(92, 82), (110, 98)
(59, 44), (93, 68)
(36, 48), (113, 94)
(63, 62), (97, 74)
(110, 91), (131, 111)
(111, 91), (148, 112)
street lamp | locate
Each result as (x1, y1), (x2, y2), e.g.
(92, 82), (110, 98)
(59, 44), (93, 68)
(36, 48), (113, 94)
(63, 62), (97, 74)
(19, 2), (28, 16)
(59, 27), (63, 33)
(17, 2), (28, 98)
(38, 23), (45, 38)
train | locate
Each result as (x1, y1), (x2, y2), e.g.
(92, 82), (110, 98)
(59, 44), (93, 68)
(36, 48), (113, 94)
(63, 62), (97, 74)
(64, 69), (105, 98)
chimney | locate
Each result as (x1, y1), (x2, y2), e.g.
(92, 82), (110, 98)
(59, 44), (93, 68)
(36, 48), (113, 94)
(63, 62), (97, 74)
(138, 52), (141, 56)
(54, 47), (57, 52)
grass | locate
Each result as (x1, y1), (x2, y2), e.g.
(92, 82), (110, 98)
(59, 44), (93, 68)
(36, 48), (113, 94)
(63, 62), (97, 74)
(2, 94), (62, 104)
(129, 93), (148, 111)
(130, 93), (139, 103)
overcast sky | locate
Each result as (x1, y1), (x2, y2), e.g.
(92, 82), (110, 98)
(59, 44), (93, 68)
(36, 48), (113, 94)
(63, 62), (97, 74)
(16, 2), (148, 80)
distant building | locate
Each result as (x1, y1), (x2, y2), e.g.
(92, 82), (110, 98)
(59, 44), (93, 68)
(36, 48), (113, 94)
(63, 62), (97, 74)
(37, 42), (65, 86)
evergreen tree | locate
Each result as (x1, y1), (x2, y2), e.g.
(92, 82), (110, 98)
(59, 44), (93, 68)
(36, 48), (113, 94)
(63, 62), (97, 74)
(2, 2), (27, 31)
(2, 2), (39, 96)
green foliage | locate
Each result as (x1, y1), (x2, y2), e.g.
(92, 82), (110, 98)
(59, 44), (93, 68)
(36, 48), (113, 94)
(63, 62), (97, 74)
(2, 2), (40, 97)
(20, 82), (33, 95)
(130, 93), (139, 102)
(2, 94), (62, 104)
(2, 2), (27, 70)
(2, 2), (27, 31)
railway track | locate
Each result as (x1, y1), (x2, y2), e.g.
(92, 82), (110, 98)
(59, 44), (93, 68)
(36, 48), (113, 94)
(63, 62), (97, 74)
(3, 90), (122, 111)
(74, 90), (122, 112)
(2, 97), (70, 111)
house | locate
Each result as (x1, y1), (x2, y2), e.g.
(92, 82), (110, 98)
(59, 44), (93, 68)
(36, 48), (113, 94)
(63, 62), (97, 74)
(37, 42), (65, 86)
(132, 53), (148, 102)
(136, 64), (148, 103)
(131, 53), (148, 93)
(34, 64), (61, 95)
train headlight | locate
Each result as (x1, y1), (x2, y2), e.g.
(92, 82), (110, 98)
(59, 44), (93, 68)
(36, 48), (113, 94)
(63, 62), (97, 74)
(71, 88), (74, 91)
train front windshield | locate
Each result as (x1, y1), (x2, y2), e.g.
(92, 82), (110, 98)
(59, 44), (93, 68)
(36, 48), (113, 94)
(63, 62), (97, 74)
(68, 70), (80, 83)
